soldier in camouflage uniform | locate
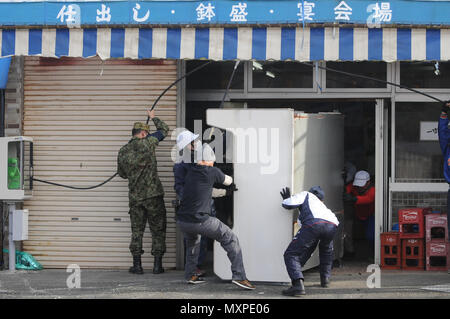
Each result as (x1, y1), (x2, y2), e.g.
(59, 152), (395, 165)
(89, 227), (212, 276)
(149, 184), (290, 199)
(117, 109), (169, 274)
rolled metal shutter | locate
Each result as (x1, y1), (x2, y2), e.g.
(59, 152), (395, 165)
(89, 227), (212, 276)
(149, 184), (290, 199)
(22, 56), (177, 269)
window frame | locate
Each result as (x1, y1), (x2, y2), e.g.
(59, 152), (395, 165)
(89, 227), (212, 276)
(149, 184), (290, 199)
(323, 61), (393, 93)
(248, 60), (317, 93)
(396, 61), (450, 94)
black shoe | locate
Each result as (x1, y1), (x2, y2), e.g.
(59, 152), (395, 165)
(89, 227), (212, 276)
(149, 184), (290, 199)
(129, 255), (144, 274)
(153, 256), (165, 274)
(320, 276), (330, 288)
(282, 280), (305, 297)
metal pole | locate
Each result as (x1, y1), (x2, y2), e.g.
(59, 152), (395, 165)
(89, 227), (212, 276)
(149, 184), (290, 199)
(8, 203), (15, 272)
(374, 99), (384, 265)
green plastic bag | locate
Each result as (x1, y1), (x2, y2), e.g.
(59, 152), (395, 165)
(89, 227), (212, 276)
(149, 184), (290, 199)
(3, 249), (43, 270)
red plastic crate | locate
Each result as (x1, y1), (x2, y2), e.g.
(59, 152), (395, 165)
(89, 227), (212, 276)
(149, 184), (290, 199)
(426, 242), (450, 271)
(398, 207), (432, 239)
(425, 214), (448, 242)
(381, 232), (401, 269)
(401, 238), (425, 270)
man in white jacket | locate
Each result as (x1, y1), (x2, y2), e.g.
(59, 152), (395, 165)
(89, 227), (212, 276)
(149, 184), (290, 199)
(280, 185), (339, 296)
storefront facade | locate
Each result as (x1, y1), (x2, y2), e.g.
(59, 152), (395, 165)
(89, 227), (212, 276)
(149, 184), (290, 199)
(1, 0), (450, 268)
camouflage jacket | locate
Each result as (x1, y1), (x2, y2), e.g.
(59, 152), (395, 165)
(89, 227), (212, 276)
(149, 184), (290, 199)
(117, 117), (169, 205)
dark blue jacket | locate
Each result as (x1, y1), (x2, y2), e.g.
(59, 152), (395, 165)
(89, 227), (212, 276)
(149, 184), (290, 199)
(438, 112), (450, 183)
(173, 161), (191, 200)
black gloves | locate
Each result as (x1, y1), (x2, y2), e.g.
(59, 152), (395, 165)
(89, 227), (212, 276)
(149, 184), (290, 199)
(343, 192), (357, 203)
(225, 183), (238, 196)
(280, 187), (291, 200)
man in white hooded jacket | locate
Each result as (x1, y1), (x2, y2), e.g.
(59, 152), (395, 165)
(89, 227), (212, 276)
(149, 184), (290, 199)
(280, 186), (339, 296)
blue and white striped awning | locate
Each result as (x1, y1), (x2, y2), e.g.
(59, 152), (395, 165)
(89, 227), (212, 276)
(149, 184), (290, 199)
(0, 26), (448, 62)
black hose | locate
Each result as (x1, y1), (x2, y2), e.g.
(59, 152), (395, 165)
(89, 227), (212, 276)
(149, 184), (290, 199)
(301, 62), (445, 103)
(32, 173), (118, 190)
(219, 60), (240, 109)
(32, 61), (215, 190)
(206, 61), (240, 142)
(146, 60), (214, 124)
(29, 59), (448, 191)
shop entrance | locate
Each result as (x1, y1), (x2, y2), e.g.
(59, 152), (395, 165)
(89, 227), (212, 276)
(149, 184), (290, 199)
(246, 100), (378, 264)
(184, 99), (382, 272)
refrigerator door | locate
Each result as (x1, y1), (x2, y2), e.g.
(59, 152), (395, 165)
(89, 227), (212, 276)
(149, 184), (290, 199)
(206, 109), (344, 282)
(293, 112), (344, 271)
(207, 108), (294, 283)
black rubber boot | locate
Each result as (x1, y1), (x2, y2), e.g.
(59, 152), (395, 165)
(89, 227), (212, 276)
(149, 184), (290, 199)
(282, 279), (306, 297)
(153, 256), (164, 274)
(320, 276), (330, 288)
(129, 255), (144, 274)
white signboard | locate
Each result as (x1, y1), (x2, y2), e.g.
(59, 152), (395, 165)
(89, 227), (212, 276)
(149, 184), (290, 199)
(420, 121), (438, 141)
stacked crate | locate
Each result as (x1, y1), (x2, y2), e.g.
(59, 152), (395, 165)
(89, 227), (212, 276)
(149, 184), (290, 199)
(425, 213), (449, 271)
(398, 207), (432, 270)
(380, 232), (401, 269)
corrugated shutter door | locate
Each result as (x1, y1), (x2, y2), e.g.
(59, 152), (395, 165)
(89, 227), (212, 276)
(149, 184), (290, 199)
(22, 57), (177, 269)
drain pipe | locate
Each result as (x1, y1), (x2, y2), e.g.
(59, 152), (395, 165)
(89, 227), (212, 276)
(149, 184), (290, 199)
(0, 56), (11, 270)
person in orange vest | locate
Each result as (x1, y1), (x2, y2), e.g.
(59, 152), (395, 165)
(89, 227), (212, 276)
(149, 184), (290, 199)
(343, 170), (375, 261)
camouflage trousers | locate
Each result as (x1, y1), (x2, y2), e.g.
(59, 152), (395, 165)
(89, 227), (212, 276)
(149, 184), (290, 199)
(129, 196), (167, 257)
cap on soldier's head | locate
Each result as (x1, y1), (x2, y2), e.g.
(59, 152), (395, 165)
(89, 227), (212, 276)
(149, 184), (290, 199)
(133, 122), (150, 132)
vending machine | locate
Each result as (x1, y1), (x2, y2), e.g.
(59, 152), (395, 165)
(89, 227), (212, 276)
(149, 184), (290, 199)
(0, 136), (33, 271)
(207, 109), (344, 283)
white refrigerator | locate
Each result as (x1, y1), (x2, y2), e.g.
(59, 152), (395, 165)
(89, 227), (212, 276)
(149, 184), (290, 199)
(207, 108), (344, 283)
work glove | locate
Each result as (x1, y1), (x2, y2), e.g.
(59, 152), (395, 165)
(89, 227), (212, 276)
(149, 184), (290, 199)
(343, 192), (357, 203)
(225, 183), (238, 196)
(280, 187), (291, 200)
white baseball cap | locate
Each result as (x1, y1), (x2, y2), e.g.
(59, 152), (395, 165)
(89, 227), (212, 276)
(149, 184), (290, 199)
(353, 170), (370, 187)
(176, 130), (199, 150)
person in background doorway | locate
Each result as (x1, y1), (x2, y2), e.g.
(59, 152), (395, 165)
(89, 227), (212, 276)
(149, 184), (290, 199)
(343, 170), (375, 261)
(117, 109), (169, 275)
(438, 102), (450, 256)
(176, 143), (254, 290)
(280, 186), (339, 297)
(342, 161), (357, 260)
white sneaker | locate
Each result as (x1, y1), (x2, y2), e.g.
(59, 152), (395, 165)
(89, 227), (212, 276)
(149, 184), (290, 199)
(188, 275), (206, 284)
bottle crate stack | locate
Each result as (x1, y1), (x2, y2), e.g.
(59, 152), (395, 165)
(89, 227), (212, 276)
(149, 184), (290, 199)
(425, 213), (449, 271)
(398, 208), (431, 270)
(381, 207), (449, 271)
(380, 232), (401, 269)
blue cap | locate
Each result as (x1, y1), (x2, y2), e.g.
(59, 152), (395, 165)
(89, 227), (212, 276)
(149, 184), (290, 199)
(309, 186), (325, 201)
